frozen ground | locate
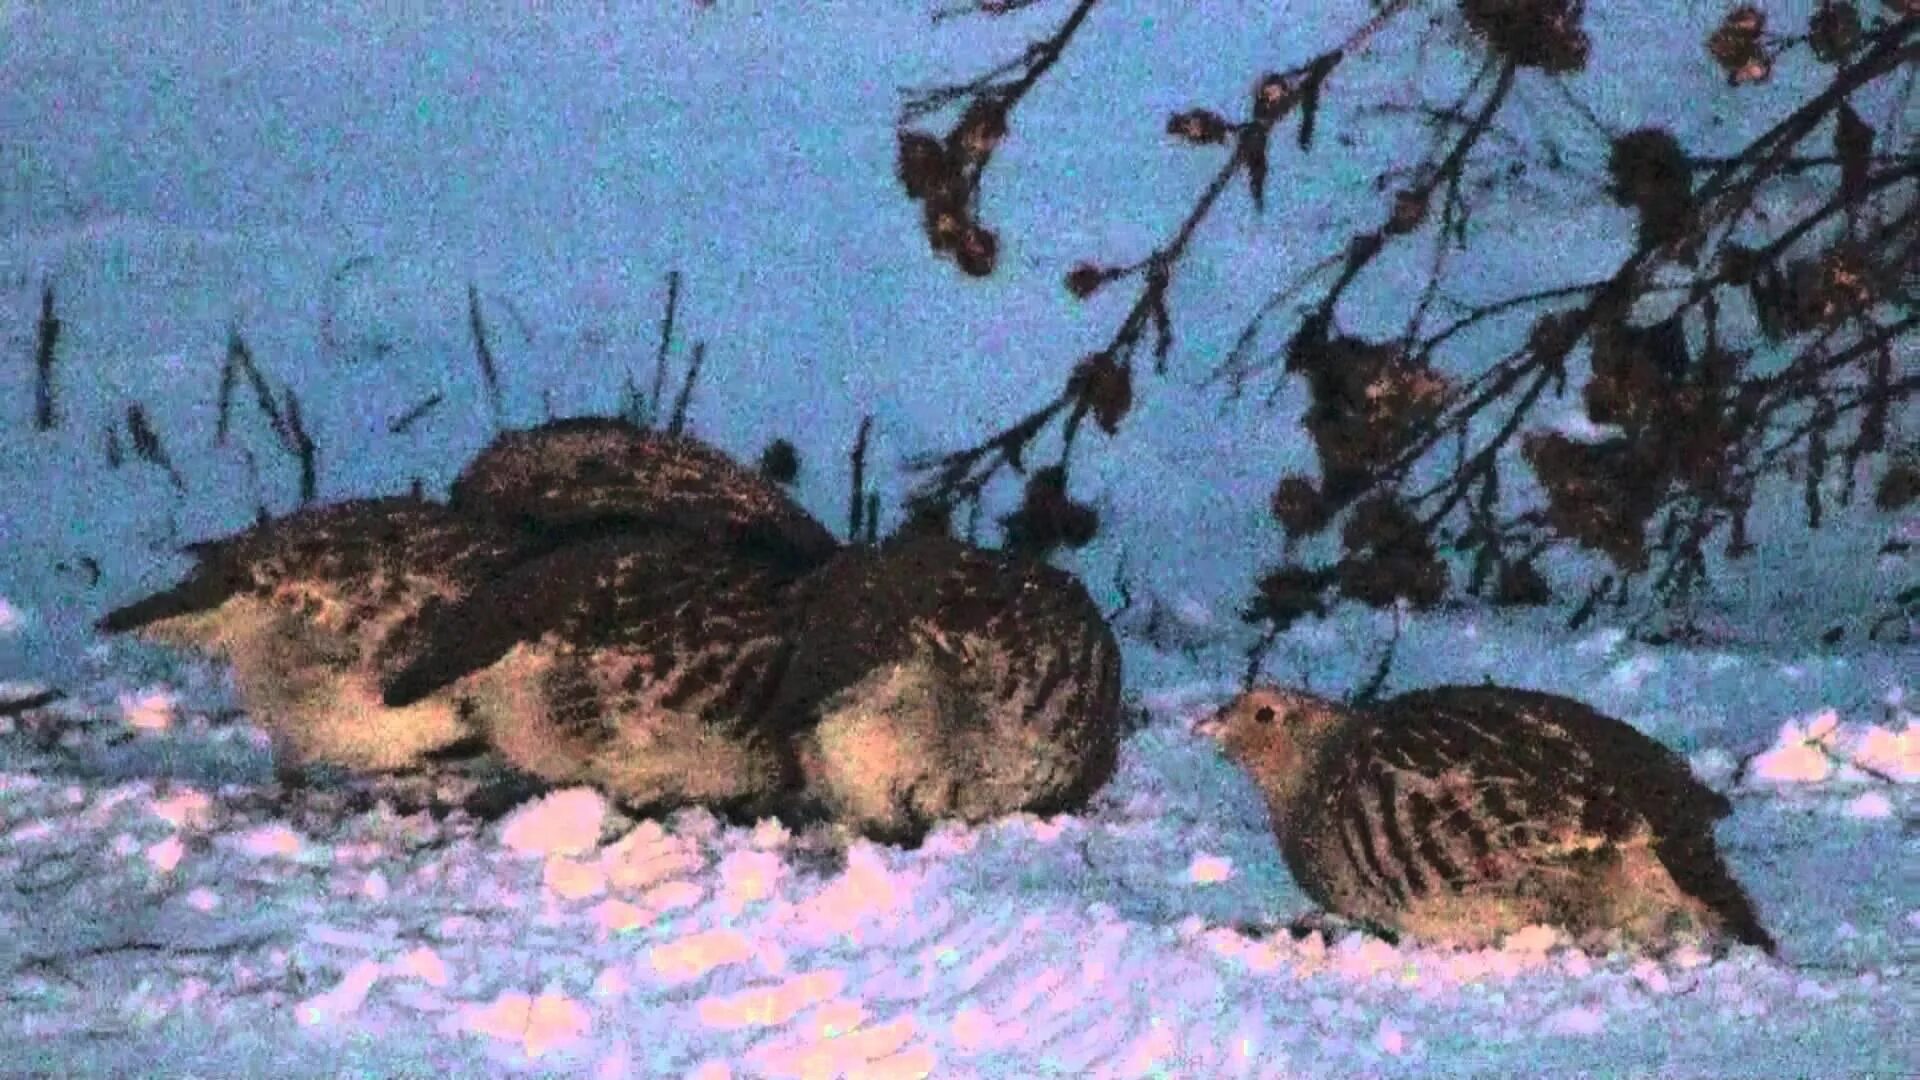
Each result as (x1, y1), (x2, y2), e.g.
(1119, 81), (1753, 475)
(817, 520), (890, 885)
(0, 612), (1913, 1078)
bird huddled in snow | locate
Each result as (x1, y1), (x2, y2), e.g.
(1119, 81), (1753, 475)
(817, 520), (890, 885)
(94, 496), (533, 787)
(1201, 684), (1775, 954)
(97, 415), (1128, 842)
(769, 531), (1124, 845)
(448, 415), (840, 572)
(378, 528), (806, 820)
(373, 417), (836, 819)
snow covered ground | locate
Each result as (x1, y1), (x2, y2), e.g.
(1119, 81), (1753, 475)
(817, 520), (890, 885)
(0, 622), (1914, 1077)
(3, 1), (1916, 1076)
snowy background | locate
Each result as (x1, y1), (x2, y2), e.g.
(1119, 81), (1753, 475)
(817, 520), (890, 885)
(2, 1), (1915, 1076)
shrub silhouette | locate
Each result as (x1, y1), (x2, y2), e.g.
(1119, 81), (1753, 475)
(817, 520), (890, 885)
(892, 0), (1916, 645)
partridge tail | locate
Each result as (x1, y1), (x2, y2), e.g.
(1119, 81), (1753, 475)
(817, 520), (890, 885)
(96, 569), (235, 634)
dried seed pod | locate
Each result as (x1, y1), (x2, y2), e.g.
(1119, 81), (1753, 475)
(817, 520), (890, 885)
(1065, 262), (1111, 299)
(1270, 474), (1332, 537)
(1876, 458), (1919, 511)
(1167, 108), (1231, 145)
(1252, 74), (1292, 124)
(1808, 3), (1862, 63)
(1458, 0), (1591, 73)
(1707, 6), (1771, 86)
(1246, 564), (1330, 628)
(1069, 352), (1132, 435)
(759, 437), (801, 486)
(951, 96), (1009, 167)
(1000, 465), (1100, 556)
(896, 129), (953, 201)
(924, 198), (969, 253)
(1386, 189), (1429, 235)
(955, 222), (999, 277)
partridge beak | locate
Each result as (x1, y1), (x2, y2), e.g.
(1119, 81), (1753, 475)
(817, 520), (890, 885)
(1192, 704), (1229, 741)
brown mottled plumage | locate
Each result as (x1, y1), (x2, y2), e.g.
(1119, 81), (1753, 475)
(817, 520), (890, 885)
(448, 417), (839, 571)
(1202, 685), (1774, 954)
(380, 530), (804, 818)
(770, 533), (1123, 844)
(95, 497), (531, 778)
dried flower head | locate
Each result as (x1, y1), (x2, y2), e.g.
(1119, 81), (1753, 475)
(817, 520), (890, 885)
(896, 130), (953, 201)
(1000, 465), (1099, 555)
(1584, 316), (1689, 432)
(955, 222), (999, 277)
(1069, 352), (1132, 435)
(758, 438), (800, 485)
(1246, 564), (1330, 628)
(1336, 549), (1449, 609)
(1341, 493), (1425, 558)
(1252, 74), (1294, 124)
(1459, 0), (1591, 73)
(1523, 432), (1661, 570)
(1167, 109), (1231, 145)
(1495, 558), (1552, 606)
(1335, 495), (1447, 610)
(1809, 3), (1863, 63)
(1386, 189), (1429, 235)
(1065, 262), (1113, 299)
(924, 199), (968, 253)
(1269, 474), (1332, 537)
(1707, 6), (1772, 86)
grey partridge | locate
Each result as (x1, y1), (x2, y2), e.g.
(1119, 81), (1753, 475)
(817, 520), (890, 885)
(96, 497), (530, 781)
(1202, 684), (1774, 953)
(770, 532), (1123, 844)
(380, 527), (805, 820)
(448, 416), (838, 572)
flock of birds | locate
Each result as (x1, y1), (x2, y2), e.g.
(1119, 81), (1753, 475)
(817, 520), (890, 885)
(97, 416), (1123, 845)
(93, 415), (1774, 956)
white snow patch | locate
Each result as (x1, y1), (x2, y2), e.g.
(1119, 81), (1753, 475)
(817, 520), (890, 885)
(149, 788), (213, 828)
(233, 822), (310, 860)
(0, 598), (26, 635)
(145, 833), (185, 872)
(390, 947), (450, 987)
(295, 959), (383, 1026)
(1574, 627), (1628, 656)
(451, 987), (593, 1059)
(1186, 852), (1234, 884)
(500, 786), (611, 856)
(1542, 1004), (1608, 1036)
(544, 855), (608, 900)
(1606, 652), (1663, 691)
(717, 847), (784, 909)
(1748, 710), (1917, 786)
(1375, 1018), (1408, 1056)
(1690, 747), (1739, 788)
(1842, 791), (1894, 819)
(118, 686), (178, 732)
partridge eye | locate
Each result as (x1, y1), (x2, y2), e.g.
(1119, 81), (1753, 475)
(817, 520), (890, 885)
(1254, 705), (1276, 725)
